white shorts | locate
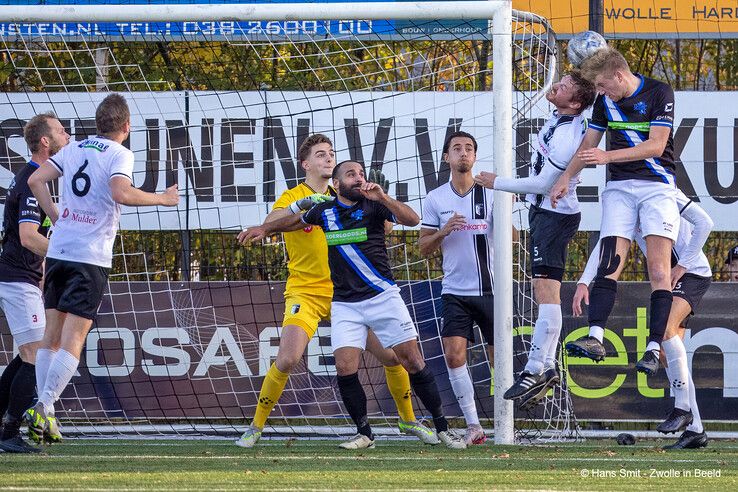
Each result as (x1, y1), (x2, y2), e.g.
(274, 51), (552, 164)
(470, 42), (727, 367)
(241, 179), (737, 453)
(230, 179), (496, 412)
(330, 286), (418, 351)
(599, 179), (679, 242)
(0, 281), (45, 346)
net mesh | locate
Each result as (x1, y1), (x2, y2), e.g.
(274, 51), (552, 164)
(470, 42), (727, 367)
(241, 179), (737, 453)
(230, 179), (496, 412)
(0, 8), (577, 441)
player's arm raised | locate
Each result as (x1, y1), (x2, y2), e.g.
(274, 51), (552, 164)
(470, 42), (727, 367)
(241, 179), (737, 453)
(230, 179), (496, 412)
(237, 213), (305, 245)
(360, 181), (419, 227)
(110, 177), (179, 207)
(549, 128), (604, 208)
(578, 125), (670, 166)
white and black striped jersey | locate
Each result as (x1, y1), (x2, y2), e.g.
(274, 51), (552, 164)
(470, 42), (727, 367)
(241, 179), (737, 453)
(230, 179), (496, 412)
(421, 182), (494, 296)
(525, 111), (587, 214)
(47, 136), (134, 268)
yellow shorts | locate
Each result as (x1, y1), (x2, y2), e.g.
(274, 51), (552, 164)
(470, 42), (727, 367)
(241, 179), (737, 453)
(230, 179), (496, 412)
(282, 293), (331, 338)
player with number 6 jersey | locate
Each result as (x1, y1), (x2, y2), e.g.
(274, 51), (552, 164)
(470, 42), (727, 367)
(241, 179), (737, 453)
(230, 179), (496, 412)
(24, 94), (179, 446)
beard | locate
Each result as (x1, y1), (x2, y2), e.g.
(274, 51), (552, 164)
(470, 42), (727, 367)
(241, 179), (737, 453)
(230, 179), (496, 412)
(339, 181), (363, 201)
(455, 162), (472, 173)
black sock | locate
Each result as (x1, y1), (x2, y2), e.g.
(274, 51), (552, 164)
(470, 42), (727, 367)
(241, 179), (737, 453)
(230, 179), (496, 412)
(336, 373), (372, 439)
(588, 277), (617, 328)
(648, 290), (673, 345)
(0, 355), (24, 420)
(2, 361), (36, 440)
(408, 366), (448, 432)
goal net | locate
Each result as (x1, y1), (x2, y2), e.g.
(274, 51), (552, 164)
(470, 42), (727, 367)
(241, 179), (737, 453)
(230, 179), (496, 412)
(0, 1), (576, 442)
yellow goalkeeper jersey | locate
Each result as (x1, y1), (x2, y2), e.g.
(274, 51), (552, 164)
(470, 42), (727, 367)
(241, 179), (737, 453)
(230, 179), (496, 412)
(272, 183), (334, 298)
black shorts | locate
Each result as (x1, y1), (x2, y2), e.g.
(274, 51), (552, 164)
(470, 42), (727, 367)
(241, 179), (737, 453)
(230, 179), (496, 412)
(529, 205), (581, 281)
(44, 258), (110, 320)
(440, 293), (493, 345)
(672, 273), (711, 315)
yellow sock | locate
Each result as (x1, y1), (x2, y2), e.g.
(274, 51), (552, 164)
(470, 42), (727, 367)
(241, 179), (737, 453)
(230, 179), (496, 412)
(252, 363), (289, 429)
(384, 364), (416, 422)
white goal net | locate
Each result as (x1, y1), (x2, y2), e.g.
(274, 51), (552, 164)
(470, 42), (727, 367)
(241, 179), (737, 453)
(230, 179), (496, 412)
(0, 1), (577, 442)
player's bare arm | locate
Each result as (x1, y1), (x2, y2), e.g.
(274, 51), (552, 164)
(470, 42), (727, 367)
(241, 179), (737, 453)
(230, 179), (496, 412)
(27, 161), (61, 224)
(237, 213), (305, 245)
(18, 222), (49, 257)
(549, 128), (604, 207)
(360, 182), (419, 227)
(578, 125), (670, 165)
(418, 213), (467, 256)
(110, 177), (179, 207)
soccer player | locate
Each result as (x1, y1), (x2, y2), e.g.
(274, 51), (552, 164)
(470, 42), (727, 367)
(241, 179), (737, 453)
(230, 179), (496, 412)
(550, 47), (680, 376)
(0, 113), (69, 453)
(23, 94), (179, 442)
(418, 131), (492, 445)
(241, 160), (466, 450)
(573, 190), (711, 449)
(235, 135), (434, 448)
(724, 245), (738, 282)
(474, 73), (596, 408)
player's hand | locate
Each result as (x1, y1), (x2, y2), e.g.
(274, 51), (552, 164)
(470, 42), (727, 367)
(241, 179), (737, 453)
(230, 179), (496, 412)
(359, 181), (386, 201)
(549, 175), (569, 209)
(572, 283), (589, 317)
(160, 184), (179, 206)
(289, 193), (334, 214)
(368, 169), (390, 194)
(440, 213), (466, 237)
(671, 264), (687, 290)
(473, 171), (497, 189)
(237, 226), (267, 245)
(578, 148), (611, 165)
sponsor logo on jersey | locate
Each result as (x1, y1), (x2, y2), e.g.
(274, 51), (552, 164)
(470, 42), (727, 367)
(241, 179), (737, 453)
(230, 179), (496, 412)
(663, 221), (674, 233)
(26, 196), (38, 207)
(303, 225), (313, 233)
(290, 304), (300, 314)
(325, 227), (367, 246)
(457, 222), (488, 232)
(664, 102), (673, 112)
(634, 101), (647, 115)
(79, 139), (110, 152)
(62, 208), (70, 218)
(64, 208), (99, 225)
(439, 210), (454, 215)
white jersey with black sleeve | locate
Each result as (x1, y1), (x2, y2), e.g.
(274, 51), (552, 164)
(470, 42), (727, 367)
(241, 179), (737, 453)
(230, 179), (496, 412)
(494, 111), (587, 215)
(47, 136), (134, 268)
(421, 182), (494, 296)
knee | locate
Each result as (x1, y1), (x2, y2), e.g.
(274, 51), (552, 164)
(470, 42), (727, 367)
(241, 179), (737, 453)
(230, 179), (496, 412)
(444, 352), (466, 370)
(18, 342), (39, 364)
(335, 358), (357, 376)
(648, 267), (670, 286)
(275, 352), (301, 373)
(398, 352), (425, 374)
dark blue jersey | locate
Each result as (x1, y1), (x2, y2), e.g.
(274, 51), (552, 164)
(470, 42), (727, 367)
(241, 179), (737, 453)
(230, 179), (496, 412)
(302, 197), (396, 303)
(590, 75), (675, 184)
(0, 161), (50, 286)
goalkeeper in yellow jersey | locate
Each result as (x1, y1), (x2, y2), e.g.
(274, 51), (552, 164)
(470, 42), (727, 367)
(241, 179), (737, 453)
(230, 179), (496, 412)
(235, 134), (437, 447)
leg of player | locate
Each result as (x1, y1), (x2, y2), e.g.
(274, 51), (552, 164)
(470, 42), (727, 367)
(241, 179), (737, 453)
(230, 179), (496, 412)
(0, 341), (41, 453)
(235, 324), (310, 448)
(364, 332), (438, 445)
(635, 235), (674, 375)
(334, 346), (375, 450)
(443, 336), (484, 446)
(566, 236), (630, 361)
(507, 278), (562, 408)
(657, 298), (694, 434)
(24, 313), (92, 445)
(392, 340), (466, 449)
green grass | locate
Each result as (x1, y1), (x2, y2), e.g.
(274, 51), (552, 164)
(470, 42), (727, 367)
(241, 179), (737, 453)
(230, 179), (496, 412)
(1, 438), (737, 491)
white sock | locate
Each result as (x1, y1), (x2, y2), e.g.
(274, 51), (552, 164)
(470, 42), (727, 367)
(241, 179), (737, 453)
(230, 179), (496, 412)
(542, 304), (563, 371)
(35, 348), (57, 398)
(662, 337), (690, 411)
(525, 304), (559, 375)
(447, 364), (479, 426)
(686, 371), (703, 433)
(38, 349), (79, 415)
(646, 341), (661, 354)
(589, 325), (604, 343)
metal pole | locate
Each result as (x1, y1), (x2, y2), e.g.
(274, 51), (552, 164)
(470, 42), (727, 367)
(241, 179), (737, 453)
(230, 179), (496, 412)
(589, 0), (604, 34)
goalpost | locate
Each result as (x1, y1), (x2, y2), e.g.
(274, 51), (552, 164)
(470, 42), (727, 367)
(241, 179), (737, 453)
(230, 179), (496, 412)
(0, 1), (571, 444)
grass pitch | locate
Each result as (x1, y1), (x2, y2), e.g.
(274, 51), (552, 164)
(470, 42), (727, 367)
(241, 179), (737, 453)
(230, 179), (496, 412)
(1, 438), (736, 491)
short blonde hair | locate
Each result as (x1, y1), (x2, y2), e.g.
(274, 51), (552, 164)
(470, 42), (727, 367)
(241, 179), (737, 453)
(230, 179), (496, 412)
(581, 47), (630, 83)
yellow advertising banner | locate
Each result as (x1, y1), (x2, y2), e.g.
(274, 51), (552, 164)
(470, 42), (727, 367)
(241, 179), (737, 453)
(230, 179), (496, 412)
(515, 0), (738, 38)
